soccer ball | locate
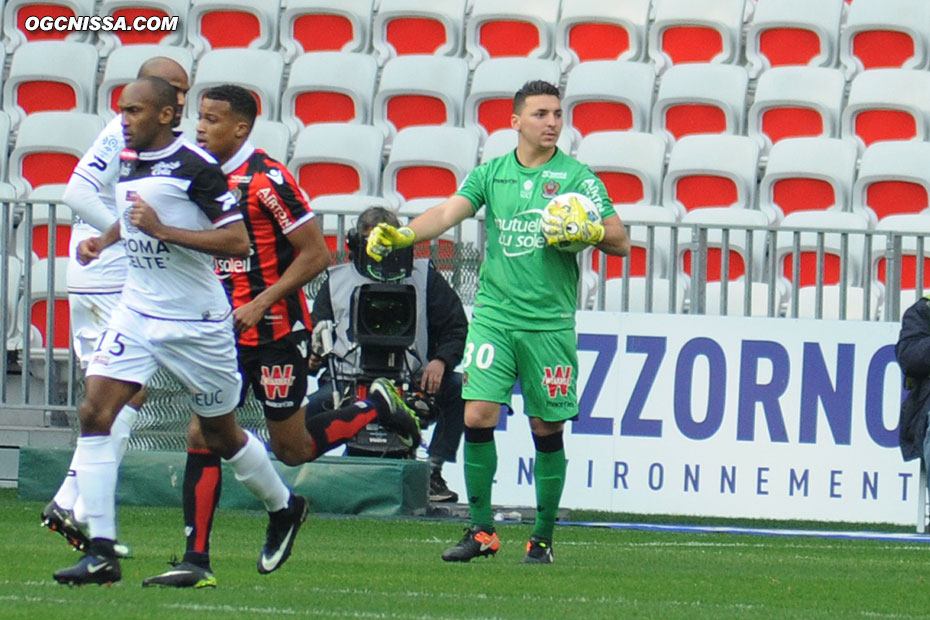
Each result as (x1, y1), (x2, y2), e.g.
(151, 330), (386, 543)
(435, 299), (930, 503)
(544, 192), (602, 253)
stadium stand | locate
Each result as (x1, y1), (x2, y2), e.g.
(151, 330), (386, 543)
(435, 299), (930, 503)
(575, 131), (667, 207)
(562, 60), (655, 142)
(14, 200), (71, 262)
(287, 123), (384, 199)
(248, 119), (292, 163)
(555, 0), (651, 70)
(464, 0), (560, 69)
(747, 66), (846, 156)
(371, 0), (467, 65)
(852, 141), (930, 225)
(26, 256), (71, 356)
(839, 0), (930, 80)
(281, 51), (379, 132)
(872, 214), (930, 320)
(651, 63), (749, 145)
(480, 128), (574, 163)
(2, 41), (98, 126)
(187, 48), (284, 120)
(758, 137), (858, 222)
(96, 0), (188, 55)
(745, 0), (843, 78)
(97, 44), (194, 117)
(1, 0), (94, 50)
(647, 0), (747, 74)
(381, 126), (479, 207)
(279, 0), (373, 62)
(187, 0), (279, 58)
(841, 68), (930, 153)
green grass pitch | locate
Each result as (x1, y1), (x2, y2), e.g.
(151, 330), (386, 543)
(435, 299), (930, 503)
(1, 488), (929, 619)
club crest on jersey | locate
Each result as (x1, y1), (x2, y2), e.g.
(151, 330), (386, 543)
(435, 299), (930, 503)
(151, 160), (181, 176)
(541, 180), (560, 198)
(542, 365), (572, 398)
(261, 364), (295, 399)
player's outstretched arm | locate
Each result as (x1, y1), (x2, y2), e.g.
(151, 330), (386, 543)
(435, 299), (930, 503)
(594, 214), (630, 257)
(366, 195), (473, 260)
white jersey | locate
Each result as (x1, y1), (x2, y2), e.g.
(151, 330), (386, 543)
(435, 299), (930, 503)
(66, 115), (129, 294)
(115, 135), (242, 321)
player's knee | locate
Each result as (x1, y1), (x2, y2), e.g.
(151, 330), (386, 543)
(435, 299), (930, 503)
(77, 394), (116, 434)
(270, 438), (307, 466)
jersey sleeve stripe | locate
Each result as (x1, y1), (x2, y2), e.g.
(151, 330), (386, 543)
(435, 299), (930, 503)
(280, 211), (315, 236)
(213, 211), (244, 227)
(72, 170), (103, 191)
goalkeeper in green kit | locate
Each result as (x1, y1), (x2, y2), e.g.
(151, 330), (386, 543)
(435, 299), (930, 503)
(368, 80), (630, 564)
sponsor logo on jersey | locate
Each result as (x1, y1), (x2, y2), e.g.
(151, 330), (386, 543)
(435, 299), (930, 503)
(492, 177), (518, 184)
(119, 148), (138, 161)
(99, 134), (120, 159)
(520, 180), (534, 199)
(266, 168), (284, 185)
(214, 255), (252, 274)
(542, 170), (568, 180)
(496, 210), (546, 257)
(229, 174), (252, 185)
(151, 160), (181, 176)
(261, 364), (295, 400)
(257, 187), (293, 230)
(542, 365), (572, 398)
(541, 180), (560, 198)
(119, 162), (132, 178)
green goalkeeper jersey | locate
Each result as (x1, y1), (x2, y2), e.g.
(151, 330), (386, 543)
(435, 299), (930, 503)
(456, 148), (615, 331)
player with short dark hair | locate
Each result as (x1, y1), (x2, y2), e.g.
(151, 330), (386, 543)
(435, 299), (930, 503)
(52, 77), (309, 586)
(141, 84), (421, 588)
(367, 80), (631, 564)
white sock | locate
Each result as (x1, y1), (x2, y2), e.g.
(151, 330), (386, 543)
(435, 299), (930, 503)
(110, 403), (139, 460)
(226, 430), (290, 512)
(52, 457), (79, 511)
(73, 435), (118, 541)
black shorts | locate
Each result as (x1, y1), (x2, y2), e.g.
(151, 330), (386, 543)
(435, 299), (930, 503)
(238, 331), (309, 422)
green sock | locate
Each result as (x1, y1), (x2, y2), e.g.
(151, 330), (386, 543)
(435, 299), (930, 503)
(532, 448), (566, 541)
(464, 437), (497, 530)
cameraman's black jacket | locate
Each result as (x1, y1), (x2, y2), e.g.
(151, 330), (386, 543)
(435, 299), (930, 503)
(895, 295), (930, 461)
(312, 261), (469, 373)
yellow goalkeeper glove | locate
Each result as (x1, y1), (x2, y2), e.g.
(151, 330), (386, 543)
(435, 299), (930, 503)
(365, 223), (416, 261)
(541, 196), (605, 246)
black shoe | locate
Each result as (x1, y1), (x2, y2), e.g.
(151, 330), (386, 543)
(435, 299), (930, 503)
(521, 536), (554, 564)
(258, 495), (309, 574)
(53, 551), (121, 586)
(429, 470), (458, 503)
(142, 560), (217, 588)
(370, 378), (421, 448)
(441, 525), (499, 562)
(41, 500), (90, 552)
(41, 500), (133, 558)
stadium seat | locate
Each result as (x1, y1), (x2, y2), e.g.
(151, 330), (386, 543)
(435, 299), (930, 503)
(555, 0), (651, 71)
(647, 0), (748, 74)
(187, 49), (284, 120)
(745, 0), (843, 78)
(651, 63), (749, 145)
(464, 0), (560, 69)
(2, 41), (98, 126)
(281, 52), (378, 133)
(841, 69), (930, 154)
(662, 134), (760, 219)
(758, 137), (858, 222)
(575, 131), (666, 207)
(871, 214), (930, 319)
(399, 197), (482, 249)
(381, 126), (479, 207)
(852, 141), (930, 225)
(26, 256), (70, 357)
(372, 55), (469, 144)
(2, 0), (94, 50)
(776, 209), (877, 319)
(97, 44), (194, 117)
(8, 112), (105, 197)
(839, 0), (930, 80)
(187, 0), (278, 58)
(562, 60), (655, 142)
(279, 0), (372, 62)
(248, 119), (292, 163)
(307, 193), (392, 256)
(480, 128), (574, 163)
(96, 0), (188, 56)
(677, 207), (779, 317)
(288, 123), (384, 199)
(0, 111), (11, 186)
(747, 66), (845, 156)
(372, 0), (466, 65)
(14, 198), (71, 261)
(464, 57), (561, 141)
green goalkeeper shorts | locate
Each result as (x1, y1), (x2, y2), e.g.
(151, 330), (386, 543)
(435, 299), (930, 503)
(461, 319), (578, 422)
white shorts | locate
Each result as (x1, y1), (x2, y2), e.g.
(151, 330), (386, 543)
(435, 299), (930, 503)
(85, 303), (242, 416)
(69, 292), (122, 368)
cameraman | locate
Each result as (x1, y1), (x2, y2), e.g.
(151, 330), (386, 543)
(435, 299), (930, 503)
(308, 207), (468, 502)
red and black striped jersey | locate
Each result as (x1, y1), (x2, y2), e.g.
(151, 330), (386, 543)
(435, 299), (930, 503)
(215, 143), (314, 346)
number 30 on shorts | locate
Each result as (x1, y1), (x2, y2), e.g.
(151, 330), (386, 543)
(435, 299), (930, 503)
(462, 342), (494, 369)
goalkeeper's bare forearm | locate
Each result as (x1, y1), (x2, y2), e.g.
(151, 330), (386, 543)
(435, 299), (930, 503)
(593, 215), (631, 256)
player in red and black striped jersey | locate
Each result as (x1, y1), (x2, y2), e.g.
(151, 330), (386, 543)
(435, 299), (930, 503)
(142, 84), (422, 588)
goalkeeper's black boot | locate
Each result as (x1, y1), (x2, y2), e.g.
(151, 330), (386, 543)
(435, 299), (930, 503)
(370, 378), (421, 448)
(53, 539), (121, 586)
(441, 525), (500, 562)
(143, 558), (217, 588)
(521, 536), (554, 564)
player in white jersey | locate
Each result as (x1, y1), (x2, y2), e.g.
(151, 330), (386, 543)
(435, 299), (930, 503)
(52, 77), (308, 587)
(42, 58), (191, 557)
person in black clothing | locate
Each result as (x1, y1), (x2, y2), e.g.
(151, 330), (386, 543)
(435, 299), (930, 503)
(895, 295), (930, 468)
(308, 206), (468, 502)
